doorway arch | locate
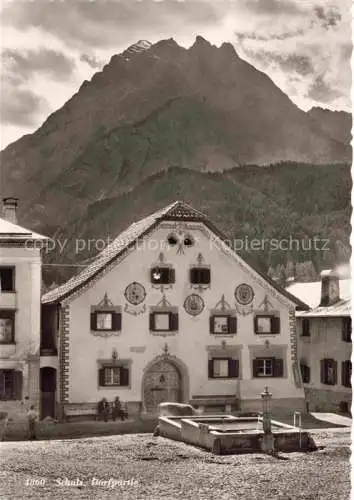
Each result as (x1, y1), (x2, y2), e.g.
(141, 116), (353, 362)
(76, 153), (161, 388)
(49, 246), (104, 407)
(142, 356), (189, 414)
(40, 367), (57, 419)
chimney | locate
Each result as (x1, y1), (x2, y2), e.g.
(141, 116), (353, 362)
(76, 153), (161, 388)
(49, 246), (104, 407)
(320, 269), (340, 306)
(2, 197), (18, 224)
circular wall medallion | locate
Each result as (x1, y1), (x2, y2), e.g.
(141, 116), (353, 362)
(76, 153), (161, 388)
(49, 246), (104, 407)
(235, 283), (254, 305)
(184, 294), (204, 316)
(124, 282), (146, 305)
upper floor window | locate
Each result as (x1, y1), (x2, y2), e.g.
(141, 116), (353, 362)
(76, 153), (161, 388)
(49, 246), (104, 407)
(301, 318), (310, 337)
(254, 315), (280, 335)
(253, 357), (284, 378)
(208, 357), (239, 379)
(342, 318), (351, 343)
(320, 358), (337, 385)
(149, 311), (179, 332)
(341, 361), (351, 388)
(210, 315), (237, 335)
(0, 310), (15, 343)
(0, 267), (15, 292)
(151, 267), (175, 285)
(91, 311), (121, 332)
(190, 267), (210, 285)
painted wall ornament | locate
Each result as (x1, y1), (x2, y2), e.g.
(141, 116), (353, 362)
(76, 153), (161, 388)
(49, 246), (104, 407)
(234, 283), (254, 316)
(184, 294), (204, 316)
(257, 294), (274, 312)
(124, 281), (146, 315)
(167, 223), (195, 254)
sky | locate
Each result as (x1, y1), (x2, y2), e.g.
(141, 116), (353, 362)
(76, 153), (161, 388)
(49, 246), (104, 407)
(0, 0), (352, 150)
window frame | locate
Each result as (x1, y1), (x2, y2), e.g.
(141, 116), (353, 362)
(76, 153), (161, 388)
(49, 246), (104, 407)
(189, 267), (211, 285)
(150, 266), (175, 285)
(301, 318), (311, 337)
(342, 318), (352, 343)
(98, 365), (130, 387)
(209, 314), (237, 335)
(0, 369), (22, 400)
(149, 311), (179, 332)
(0, 310), (15, 344)
(300, 362), (311, 383)
(253, 357), (284, 378)
(254, 314), (280, 335)
(90, 310), (121, 332)
(0, 266), (15, 292)
(208, 357), (239, 379)
(341, 360), (351, 388)
(321, 358), (337, 386)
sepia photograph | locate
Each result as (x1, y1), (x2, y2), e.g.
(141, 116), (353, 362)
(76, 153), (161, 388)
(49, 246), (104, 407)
(0, 0), (352, 498)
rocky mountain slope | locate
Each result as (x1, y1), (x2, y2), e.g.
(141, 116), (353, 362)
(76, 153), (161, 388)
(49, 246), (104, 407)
(0, 37), (351, 231)
(308, 107), (352, 146)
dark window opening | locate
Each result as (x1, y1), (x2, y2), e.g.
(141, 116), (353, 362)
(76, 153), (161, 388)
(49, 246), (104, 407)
(253, 358), (284, 378)
(342, 318), (352, 342)
(98, 366), (129, 387)
(0, 310), (15, 343)
(190, 267), (210, 285)
(151, 267), (175, 285)
(301, 318), (310, 337)
(320, 358), (337, 385)
(183, 236), (194, 247)
(0, 267), (15, 292)
(0, 369), (22, 400)
(341, 360), (351, 388)
(208, 357), (239, 379)
(167, 234), (178, 246)
(300, 363), (310, 383)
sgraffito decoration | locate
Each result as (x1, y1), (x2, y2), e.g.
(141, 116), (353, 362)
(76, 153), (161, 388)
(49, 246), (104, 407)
(124, 282), (146, 315)
(184, 294), (204, 316)
(235, 283), (254, 316)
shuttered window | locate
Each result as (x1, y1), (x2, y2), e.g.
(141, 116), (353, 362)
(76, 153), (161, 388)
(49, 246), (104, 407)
(149, 312), (179, 332)
(90, 312), (122, 331)
(0, 369), (22, 400)
(254, 315), (280, 334)
(341, 361), (351, 388)
(210, 315), (237, 334)
(342, 318), (352, 342)
(98, 366), (129, 387)
(208, 358), (239, 379)
(190, 267), (211, 285)
(0, 311), (15, 343)
(151, 267), (175, 285)
(320, 359), (337, 385)
(300, 363), (311, 383)
(253, 358), (284, 378)
(301, 319), (310, 337)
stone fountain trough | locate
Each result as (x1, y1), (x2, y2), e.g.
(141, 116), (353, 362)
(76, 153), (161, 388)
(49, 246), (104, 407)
(156, 403), (317, 455)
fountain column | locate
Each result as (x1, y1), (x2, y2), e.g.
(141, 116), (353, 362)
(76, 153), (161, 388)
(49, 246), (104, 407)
(260, 386), (275, 454)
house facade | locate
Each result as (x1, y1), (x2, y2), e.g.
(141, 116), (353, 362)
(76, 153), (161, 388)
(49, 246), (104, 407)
(0, 198), (47, 422)
(286, 269), (352, 413)
(42, 202), (308, 419)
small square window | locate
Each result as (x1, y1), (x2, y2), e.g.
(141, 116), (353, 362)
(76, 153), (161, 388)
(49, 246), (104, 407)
(253, 358), (284, 378)
(154, 313), (170, 331)
(214, 316), (229, 334)
(254, 315), (280, 334)
(213, 359), (229, 377)
(99, 366), (129, 387)
(190, 267), (210, 285)
(151, 267), (175, 285)
(208, 357), (239, 378)
(257, 317), (271, 334)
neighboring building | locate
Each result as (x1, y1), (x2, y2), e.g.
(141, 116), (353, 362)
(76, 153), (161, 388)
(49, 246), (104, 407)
(286, 269), (352, 412)
(0, 198), (48, 422)
(42, 201), (308, 420)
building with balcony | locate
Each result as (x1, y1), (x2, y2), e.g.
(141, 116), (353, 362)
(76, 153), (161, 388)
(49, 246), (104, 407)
(0, 198), (48, 422)
(42, 201), (308, 420)
(286, 267), (351, 413)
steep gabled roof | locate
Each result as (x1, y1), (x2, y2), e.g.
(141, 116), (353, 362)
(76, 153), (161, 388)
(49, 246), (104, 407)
(42, 201), (308, 309)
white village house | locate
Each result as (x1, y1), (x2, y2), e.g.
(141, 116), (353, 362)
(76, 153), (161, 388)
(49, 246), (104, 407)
(41, 201), (309, 420)
(286, 268), (352, 413)
(0, 198), (48, 421)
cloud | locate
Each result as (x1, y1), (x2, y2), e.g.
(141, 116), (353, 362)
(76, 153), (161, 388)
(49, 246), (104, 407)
(80, 53), (105, 70)
(2, 48), (76, 82)
(313, 5), (341, 29)
(307, 75), (343, 103)
(0, 88), (49, 127)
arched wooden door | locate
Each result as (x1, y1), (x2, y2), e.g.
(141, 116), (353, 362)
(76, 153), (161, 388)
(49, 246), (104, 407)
(143, 360), (181, 414)
(40, 367), (56, 419)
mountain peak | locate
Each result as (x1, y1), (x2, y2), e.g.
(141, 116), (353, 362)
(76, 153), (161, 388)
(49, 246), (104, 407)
(122, 40), (152, 58)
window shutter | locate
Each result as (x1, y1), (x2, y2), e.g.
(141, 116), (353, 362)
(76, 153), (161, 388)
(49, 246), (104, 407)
(13, 370), (22, 400)
(252, 359), (258, 377)
(190, 268), (198, 284)
(209, 316), (215, 334)
(320, 359), (326, 384)
(302, 319), (310, 336)
(273, 359), (284, 377)
(90, 312), (97, 331)
(112, 312), (122, 331)
(169, 312), (179, 331)
(208, 359), (214, 378)
(202, 268), (211, 284)
(120, 367), (129, 386)
(341, 362), (348, 387)
(271, 316), (280, 334)
(253, 316), (258, 333)
(169, 268), (175, 284)
(228, 316), (237, 334)
(229, 359), (239, 378)
(149, 313), (155, 331)
(306, 366), (311, 384)
(98, 368), (105, 387)
(332, 360), (337, 385)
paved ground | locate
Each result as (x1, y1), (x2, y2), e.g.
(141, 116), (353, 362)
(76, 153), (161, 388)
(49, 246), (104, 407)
(0, 428), (350, 499)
